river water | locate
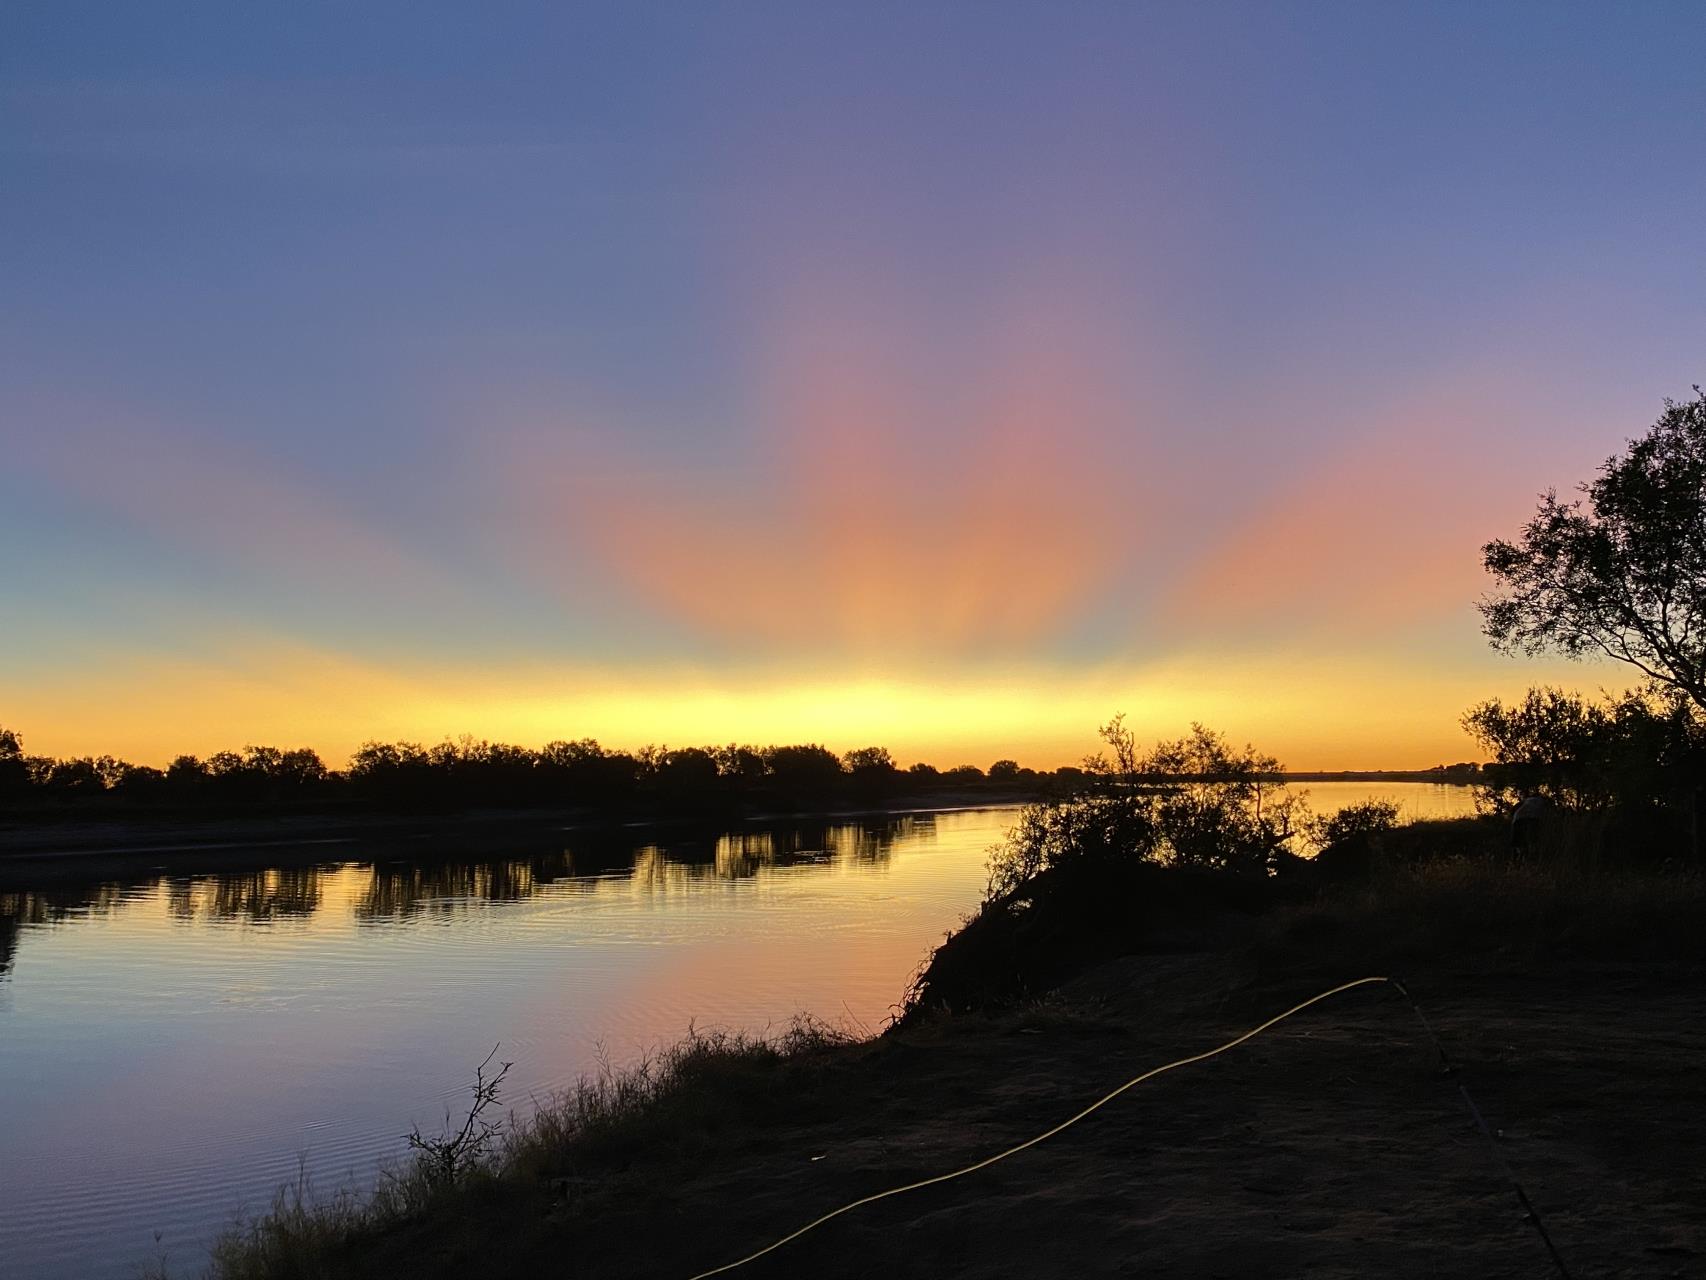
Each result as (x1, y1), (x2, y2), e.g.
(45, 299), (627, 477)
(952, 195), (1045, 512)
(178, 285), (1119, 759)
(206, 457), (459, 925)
(0, 784), (1476, 1279)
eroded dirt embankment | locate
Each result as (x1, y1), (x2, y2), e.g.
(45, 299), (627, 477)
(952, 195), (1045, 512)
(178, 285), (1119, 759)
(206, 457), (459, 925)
(341, 955), (1705, 1280)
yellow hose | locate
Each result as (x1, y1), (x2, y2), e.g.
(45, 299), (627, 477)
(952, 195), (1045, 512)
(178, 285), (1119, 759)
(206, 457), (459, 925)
(687, 975), (1392, 1279)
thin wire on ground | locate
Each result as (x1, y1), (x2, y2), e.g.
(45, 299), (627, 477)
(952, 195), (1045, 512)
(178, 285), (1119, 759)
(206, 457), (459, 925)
(685, 978), (1386, 1278)
(685, 974), (1571, 1280)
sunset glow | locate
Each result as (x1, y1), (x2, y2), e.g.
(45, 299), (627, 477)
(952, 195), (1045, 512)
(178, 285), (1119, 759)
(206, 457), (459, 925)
(4, 4), (1702, 768)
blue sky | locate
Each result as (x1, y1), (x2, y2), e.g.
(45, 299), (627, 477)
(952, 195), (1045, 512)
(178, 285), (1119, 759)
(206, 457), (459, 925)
(4, 2), (1704, 766)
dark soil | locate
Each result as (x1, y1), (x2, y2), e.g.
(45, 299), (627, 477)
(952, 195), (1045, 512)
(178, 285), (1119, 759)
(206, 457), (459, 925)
(332, 954), (1706, 1279)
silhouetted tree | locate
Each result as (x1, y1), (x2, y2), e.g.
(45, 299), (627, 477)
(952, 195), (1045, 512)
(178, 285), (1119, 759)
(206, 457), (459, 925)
(1304, 799), (1401, 879)
(1131, 724), (1299, 872)
(987, 717), (1300, 895)
(110, 762), (166, 800)
(842, 746), (898, 804)
(646, 746), (723, 810)
(0, 726), (27, 800)
(1482, 390), (1706, 714)
(712, 743), (768, 784)
(165, 754), (210, 797)
(44, 756), (104, 796)
(764, 744), (845, 806)
(349, 739), (435, 804)
(842, 746), (895, 774)
(2, 726), (1071, 817)
(1464, 686), (1702, 817)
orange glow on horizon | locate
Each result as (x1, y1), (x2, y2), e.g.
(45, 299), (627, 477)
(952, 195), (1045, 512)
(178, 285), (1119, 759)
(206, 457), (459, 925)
(0, 638), (1605, 773)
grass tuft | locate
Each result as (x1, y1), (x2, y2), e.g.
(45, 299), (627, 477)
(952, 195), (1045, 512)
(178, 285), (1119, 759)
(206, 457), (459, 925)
(193, 1015), (854, 1280)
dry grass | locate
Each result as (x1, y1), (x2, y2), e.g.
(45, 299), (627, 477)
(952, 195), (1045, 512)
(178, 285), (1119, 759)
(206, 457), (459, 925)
(194, 1016), (854, 1280)
(1248, 857), (1706, 977)
(504, 1015), (853, 1179)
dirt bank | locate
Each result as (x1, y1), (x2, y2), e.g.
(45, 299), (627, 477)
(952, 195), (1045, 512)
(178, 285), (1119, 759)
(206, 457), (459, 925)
(329, 953), (1703, 1279)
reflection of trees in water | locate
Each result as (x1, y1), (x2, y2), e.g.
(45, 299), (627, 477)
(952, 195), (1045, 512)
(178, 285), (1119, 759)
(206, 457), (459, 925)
(0, 812), (947, 964)
(714, 832), (777, 878)
(354, 854), (577, 920)
(611, 814), (930, 889)
(165, 867), (324, 922)
(626, 845), (690, 894)
(0, 884), (129, 976)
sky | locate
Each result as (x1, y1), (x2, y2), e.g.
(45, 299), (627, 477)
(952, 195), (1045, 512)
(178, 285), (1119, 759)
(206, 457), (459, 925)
(3, 2), (1704, 770)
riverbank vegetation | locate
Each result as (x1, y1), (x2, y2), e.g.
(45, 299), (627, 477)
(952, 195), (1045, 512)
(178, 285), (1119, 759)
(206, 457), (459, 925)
(182, 830), (1702, 1280)
(903, 703), (1704, 1018)
(128, 691), (1703, 1278)
(195, 1017), (856, 1280)
(182, 703), (1706, 1279)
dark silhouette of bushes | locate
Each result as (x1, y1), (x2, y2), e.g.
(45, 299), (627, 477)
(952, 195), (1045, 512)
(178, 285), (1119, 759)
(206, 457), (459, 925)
(1304, 799), (1402, 880)
(905, 858), (1280, 1017)
(1463, 686), (1703, 863)
(906, 698), (1706, 1018)
(983, 716), (1305, 899)
(906, 717), (1314, 1017)
(0, 724), (1053, 821)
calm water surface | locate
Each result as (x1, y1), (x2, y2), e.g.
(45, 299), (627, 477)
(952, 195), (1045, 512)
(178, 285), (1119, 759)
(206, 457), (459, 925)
(0, 785), (1476, 1279)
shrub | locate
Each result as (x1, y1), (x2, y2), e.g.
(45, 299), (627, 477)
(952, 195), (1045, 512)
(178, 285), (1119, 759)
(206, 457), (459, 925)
(984, 717), (1302, 897)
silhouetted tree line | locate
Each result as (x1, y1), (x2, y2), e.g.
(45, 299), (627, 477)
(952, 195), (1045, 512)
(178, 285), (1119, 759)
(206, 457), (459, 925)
(0, 726), (1064, 818)
(1463, 685), (1704, 859)
(1477, 388), (1706, 860)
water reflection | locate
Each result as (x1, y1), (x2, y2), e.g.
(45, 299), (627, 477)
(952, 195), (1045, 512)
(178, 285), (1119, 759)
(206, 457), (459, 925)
(0, 883), (128, 975)
(356, 857), (566, 920)
(0, 793), (1480, 1280)
(0, 814), (930, 974)
(0, 788), (1487, 981)
(165, 868), (324, 922)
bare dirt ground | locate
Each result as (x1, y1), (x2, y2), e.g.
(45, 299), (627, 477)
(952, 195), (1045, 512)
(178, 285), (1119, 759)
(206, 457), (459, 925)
(350, 955), (1704, 1280)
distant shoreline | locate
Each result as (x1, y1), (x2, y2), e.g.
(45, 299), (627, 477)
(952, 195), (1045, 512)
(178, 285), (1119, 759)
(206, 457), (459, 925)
(1272, 771), (1480, 783)
(0, 791), (1036, 883)
(0, 775), (1481, 883)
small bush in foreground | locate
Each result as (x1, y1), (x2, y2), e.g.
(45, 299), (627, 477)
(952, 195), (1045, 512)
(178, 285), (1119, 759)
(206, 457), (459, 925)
(407, 1046), (512, 1190)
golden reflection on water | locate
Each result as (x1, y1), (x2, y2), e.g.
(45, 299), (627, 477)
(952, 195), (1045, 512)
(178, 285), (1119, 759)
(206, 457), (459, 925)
(165, 868), (324, 922)
(0, 816), (933, 972)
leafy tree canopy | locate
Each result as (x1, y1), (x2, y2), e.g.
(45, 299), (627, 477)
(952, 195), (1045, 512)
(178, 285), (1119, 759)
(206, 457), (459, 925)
(1482, 390), (1706, 712)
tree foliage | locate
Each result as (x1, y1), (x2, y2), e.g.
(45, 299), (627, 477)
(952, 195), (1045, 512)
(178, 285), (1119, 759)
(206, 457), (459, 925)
(1304, 799), (1400, 857)
(1481, 390), (1706, 712)
(1463, 685), (1703, 813)
(0, 724), (1074, 817)
(986, 717), (1302, 897)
